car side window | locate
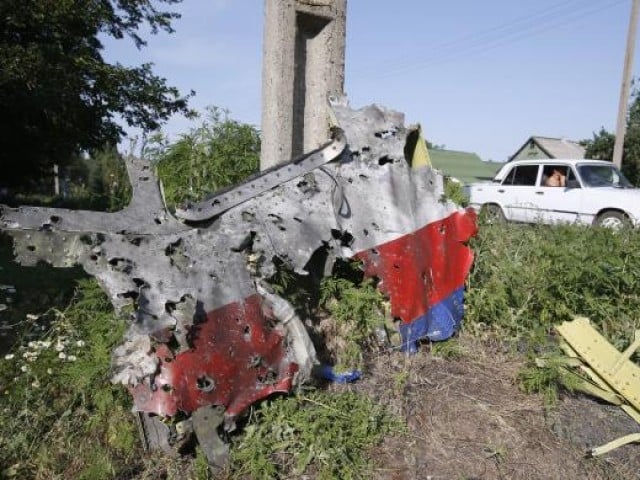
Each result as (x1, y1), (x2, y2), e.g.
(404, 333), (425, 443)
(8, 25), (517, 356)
(502, 165), (539, 186)
(566, 167), (581, 188)
(541, 164), (568, 187)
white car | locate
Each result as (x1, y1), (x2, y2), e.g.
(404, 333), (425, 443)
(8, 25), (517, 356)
(465, 159), (640, 228)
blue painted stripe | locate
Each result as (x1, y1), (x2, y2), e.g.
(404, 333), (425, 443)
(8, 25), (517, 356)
(398, 287), (466, 353)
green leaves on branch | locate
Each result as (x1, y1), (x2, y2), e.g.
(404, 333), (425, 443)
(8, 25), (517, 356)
(582, 79), (640, 185)
(0, 0), (191, 187)
(150, 106), (260, 208)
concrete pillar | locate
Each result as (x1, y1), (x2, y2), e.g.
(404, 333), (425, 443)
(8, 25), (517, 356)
(260, 0), (346, 170)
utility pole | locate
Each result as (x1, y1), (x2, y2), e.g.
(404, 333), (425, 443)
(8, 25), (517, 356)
(260, 0), (346, 170)
(613, 0), (640, 168)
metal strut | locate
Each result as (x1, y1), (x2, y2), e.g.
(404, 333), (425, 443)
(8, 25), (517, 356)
(174, 128), (347, 222)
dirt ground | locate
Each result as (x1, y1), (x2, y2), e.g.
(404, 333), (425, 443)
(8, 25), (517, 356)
(337, 335), (640, 480)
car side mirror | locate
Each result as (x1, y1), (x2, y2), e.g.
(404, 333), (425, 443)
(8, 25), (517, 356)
(566, 179), (580, 189)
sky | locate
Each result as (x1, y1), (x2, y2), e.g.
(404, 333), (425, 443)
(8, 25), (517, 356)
(103, 0), (638, 163)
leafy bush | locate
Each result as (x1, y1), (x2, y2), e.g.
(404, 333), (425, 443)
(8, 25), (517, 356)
(440, 177), (469, 206)
(466, 222), (640, 351)
(148, 106), (260, 208)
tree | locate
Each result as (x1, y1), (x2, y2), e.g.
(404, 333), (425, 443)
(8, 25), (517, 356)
(0, 0), (192, 187)
(583, 82), (640, 185)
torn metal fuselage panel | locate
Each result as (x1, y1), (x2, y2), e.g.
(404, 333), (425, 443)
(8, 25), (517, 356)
(0, 100), (476, 448)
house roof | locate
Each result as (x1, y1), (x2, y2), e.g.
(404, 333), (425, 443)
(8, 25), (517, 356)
(510, 136), (585, 161)
(429, 149), (503, 184)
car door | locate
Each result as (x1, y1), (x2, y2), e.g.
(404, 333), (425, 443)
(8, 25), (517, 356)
(499, 164), (540, 222)
(532, 164), (583, 224)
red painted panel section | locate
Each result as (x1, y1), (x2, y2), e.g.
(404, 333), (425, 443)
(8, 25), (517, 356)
(131, 294), (297, 417)
(356, 209), (477, 324)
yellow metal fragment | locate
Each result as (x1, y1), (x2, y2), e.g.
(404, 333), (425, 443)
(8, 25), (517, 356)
(559, 340), (624, 399)
(556, 317), (640, 412)
(590, 433), (640, 457)
(409, 124), (431, 169)
(561, 368), (624, 406)
(622, 404), (640, 425)
(554, 317), (640, 456)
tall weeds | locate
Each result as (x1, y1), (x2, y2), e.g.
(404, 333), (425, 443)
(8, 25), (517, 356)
(147, 106), (260, 208)
(466, 222), (640, 351)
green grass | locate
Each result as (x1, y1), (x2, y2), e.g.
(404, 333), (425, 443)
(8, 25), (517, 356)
(466, 220), (640, 402)
(465, 222), (640, 352)
(0, 279), (138, 479)
(229, 390), (403, 480)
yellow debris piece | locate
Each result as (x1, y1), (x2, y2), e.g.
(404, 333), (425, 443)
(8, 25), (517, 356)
(590, 433), (640, 457)
(408, 124), (431, 169)
(554, 316), (640, 456)
(556, 317), (640, 412)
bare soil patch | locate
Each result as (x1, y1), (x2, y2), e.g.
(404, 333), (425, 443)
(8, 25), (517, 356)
(338, 334), (640, 479)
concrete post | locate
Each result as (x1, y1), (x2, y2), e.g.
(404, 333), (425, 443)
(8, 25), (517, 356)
(260, 0), (346, 170)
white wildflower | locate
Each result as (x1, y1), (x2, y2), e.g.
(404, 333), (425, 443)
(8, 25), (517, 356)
(47, 368), (53, 375)
(27, 341), (36, 348)
(20, 365), (28, 372)
(58, 352), (66, 360)
(31, 380), (40, 389)
(67, 355), (77, 362)
(76, 340), (86, 348)
(55, 342), (65, 352)
(26, 313), (39, 320)
(22, 351), (38, 361)
(4, 354), (14, 360)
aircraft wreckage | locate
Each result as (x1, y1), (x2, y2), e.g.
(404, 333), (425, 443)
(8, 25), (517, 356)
(0, 99), (477, 464)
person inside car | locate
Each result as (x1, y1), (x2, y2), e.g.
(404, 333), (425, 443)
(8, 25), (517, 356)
(543, 167), (566, 187)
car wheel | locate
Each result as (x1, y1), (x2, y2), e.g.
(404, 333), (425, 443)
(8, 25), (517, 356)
(480, 204), (505, 224)
(594, 211), (629, 230)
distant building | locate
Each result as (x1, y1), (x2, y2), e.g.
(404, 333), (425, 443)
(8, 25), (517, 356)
(429, 149), (503, 184)
(509, 136), (585, 162)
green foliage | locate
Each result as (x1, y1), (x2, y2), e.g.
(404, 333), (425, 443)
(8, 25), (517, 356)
(583, 81), (640, 185)
(267, 259), (320, 320)
(441, 178), (469, 206)
(267, 258), (388, 369)
(84, 147), (133, 211)
(318, 261), (387, 369)
(0, 0), (191, 187)
(518, 360), (565, 408)
(0, 279), (138, 479)
(583, 127), (615, 161)
(465, 222), (640, 352)
(193, 447), (214, 480)
(230, 390), (403, 480)
(149, 106), (260, 207)
(431, 339), (465, 359)
(517, 356), (584, 408)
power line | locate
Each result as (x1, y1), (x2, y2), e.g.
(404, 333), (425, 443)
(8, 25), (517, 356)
(350, 0), (627, 80)
(351, 0), (584, 76)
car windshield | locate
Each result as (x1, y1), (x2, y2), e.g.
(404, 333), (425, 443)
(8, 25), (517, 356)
(577, 164), (633, 188)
